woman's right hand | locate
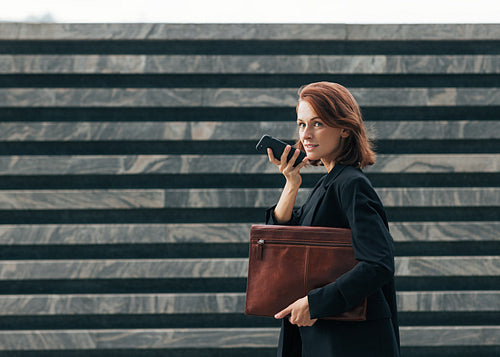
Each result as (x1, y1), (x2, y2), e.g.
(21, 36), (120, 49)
(267, 145), (308, 188)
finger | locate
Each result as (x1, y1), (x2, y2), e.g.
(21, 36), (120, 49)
(293, 157), (309, 170)
(280, 145), (291, 166)
(274, 305), (292, 319)
(267, 148), (280, 165)
(287, 149), (302, 168)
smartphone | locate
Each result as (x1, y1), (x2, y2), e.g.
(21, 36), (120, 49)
(256, 135), (306, 167)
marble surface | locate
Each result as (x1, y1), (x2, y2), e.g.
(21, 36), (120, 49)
(0, 291), (497, 316)
(400, 326), (500, 347)
(0, 293), (246, 315)
(0, 257), (498, 280)
(0, 258), (249, 280)
(1, 121), (498, 141)
(389, 221), (500, 242)
(0, 327), (499, 350)
(0, 328), (280, 350)
(0, 222), (497, 245)
(0, 88), (499, 107)
(1, 23), (499, 40)
(397, 291), (500, 312)
(0, 154), (497, 175)
(2, 55), (499, 74)
(395, 256), (500, 277)
(0, 223), (254, 245)
(0, 187), (497, 210)
(0, 190), (164, 209)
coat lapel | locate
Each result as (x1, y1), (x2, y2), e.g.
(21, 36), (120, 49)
(301, 164), (348, 226)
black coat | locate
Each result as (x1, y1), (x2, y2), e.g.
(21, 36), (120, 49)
(266, 163), (400, 357)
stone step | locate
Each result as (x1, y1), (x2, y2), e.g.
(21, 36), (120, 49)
(0, 291), (497, 316)
(1, 88), (498, 107)
(1, 23), (498, 41)
(2, 55), (499, 74)
(0, 257), (497, 280)
(0, 187), (497, 210)
(0, 154), (498, 175)
(0, 222), (497, 245)
(1, 121), (498, 141)
(0, 326), (498, 350)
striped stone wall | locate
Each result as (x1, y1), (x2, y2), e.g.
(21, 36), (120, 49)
(0, 23), (499, 356)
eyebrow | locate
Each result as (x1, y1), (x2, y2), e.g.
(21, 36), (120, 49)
(297, 117), (321, 121)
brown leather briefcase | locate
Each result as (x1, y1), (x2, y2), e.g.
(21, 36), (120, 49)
(245, 224), (367, 321)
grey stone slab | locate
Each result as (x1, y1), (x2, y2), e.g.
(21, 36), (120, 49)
(0, 222), (497, 246)
(389, 222), (500, 242)
(0, 328), (280, 350)
(1, 120), (498, 141)
(0, 154), (497, 175)
(160, 187), (500, 208)
(0, 257), (498, 280)
(0, 258), (249, 280)
(1, 23), (499, 40)
(0, 291), (498, 316)
(0, 293), (246, 315)
(0, 327), (499, 350)
(1, 88), (499, 107)
(365, 154), (500, 174)
(395, 256), (500, 277)
(345, 24), (500, 40)
(397, 291), (500, 312)
(2, 55), (498, 74)
(0, 190), (164, 209)
(0, 23), (347, 40)
(400, 326), (500, 347)
(0, 223), (254, 245)
(0, 187), (497, 210)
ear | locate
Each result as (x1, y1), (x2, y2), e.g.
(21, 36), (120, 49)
(340, 129), (350, 138)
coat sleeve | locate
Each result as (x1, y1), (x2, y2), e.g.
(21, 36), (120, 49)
(307, 176), (395, 319)
(265, 204), (303, 226)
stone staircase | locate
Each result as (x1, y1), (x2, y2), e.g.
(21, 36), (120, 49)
(0, 23), (499, 356)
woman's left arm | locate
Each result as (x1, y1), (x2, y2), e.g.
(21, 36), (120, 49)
(307, 176), (395, 319)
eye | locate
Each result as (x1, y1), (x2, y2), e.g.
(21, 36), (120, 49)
(314, 121), (323, 127)
(297, 122), (306, 128)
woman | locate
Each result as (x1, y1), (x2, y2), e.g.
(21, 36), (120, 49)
(266, 82), (400, 356)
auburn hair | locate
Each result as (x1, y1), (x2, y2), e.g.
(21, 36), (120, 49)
(296, 82), (376, 169)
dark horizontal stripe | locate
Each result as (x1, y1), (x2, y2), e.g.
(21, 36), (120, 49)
(402, 347), (500, 357)
(396, 277), (500, 291)
(0, 349), (277, 357)
(0, 277), (497, 295)
(0, 140), (498, 155)
(0, 312), (496, 331)
(0, 314), (279, 330)
(1, 40), (499, 55)
(0, 278), (247, 294)
(2, 74), (499, 88)
(0, 241), (497, 260)
(398, 312), (500, 327)
(0, 107), (498, 122)
(2, 349), (498, 357)
(0, 173), (498, 189)
(0, 207), (496, 224)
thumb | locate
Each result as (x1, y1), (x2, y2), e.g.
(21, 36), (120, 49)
(274, 304), (292, 319)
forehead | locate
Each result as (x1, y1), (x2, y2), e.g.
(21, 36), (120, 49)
(297, 100), (319, 120)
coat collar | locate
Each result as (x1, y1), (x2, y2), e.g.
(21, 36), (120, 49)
(323, 163), (348, 188)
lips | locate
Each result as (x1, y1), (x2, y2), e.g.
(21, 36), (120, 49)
(304, 144), (318, 151)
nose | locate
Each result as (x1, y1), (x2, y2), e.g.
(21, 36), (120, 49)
(303, 125), (313, 139)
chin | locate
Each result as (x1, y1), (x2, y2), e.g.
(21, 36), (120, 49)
(306, 154), (320, 161)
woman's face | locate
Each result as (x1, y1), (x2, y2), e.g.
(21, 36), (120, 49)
(297, 100), (348, 171)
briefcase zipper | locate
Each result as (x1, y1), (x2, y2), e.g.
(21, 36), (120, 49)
(255, 239), (351, 260)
